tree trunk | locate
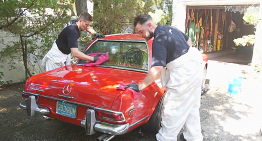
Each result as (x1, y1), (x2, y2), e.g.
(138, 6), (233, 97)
(20, 35), (32, 78)
(75, 0), (88, 16)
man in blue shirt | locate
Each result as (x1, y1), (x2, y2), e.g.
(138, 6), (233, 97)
(129, 14), (203, 141)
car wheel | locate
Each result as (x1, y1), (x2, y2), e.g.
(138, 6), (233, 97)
(141, 94), (165, 134)
(201, 66), (209, 95)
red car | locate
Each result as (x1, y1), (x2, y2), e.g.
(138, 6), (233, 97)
(19, 34), (208, 141)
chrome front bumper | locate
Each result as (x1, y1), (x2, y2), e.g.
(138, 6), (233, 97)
(20, 96), (129, 136)
(19, 96), (50, 116)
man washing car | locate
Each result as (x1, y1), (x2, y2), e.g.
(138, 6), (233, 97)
(42, 12), (105, 71)
(127, 14), (203, 141)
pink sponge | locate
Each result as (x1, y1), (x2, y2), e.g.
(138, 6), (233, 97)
(84, 52), (109, 67)
(116, 81), (142, 98)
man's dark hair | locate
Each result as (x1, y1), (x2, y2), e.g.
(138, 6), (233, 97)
(79, 12), (93, 22)
(134, 14), (152, 27)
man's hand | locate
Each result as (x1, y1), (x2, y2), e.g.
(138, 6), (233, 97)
(95, 33), (105, 38)
(127, 83), (140, 92)
(94, 54), (102, 62)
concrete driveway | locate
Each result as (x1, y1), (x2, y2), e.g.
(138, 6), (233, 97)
(200, 54), (262, 141)
(0, 54), (262, 141)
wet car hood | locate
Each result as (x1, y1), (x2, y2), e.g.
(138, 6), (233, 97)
(25, 65), (147, 108)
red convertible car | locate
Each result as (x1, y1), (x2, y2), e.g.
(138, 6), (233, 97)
(19, 34), (208, 141)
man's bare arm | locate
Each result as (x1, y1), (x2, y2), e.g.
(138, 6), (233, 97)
(71, 48), (94, 61)
(138, 66), (163, 91)
(187, 37), (192, 47)
(86, 27), (97, 35)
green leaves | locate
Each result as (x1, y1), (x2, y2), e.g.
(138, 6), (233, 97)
(0, 72), (13, 85)
(0, 0), (73, 77)
(233, 6), (260, 47)
(234, 35), (256, 46)
(92, 0), (172, 35)
(243, 6), (261, 26)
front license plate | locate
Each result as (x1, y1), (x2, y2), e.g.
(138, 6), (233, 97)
(56, 101), (77, 118)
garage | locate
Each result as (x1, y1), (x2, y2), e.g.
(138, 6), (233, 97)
(185, 5), (258, 55)
(170, 0), (260, 65)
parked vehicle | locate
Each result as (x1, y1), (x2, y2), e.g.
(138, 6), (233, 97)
(19, 34), (208, 141)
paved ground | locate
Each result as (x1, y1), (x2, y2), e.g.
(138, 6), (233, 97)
(0, 53), (262, 141)
(0, 83), (158, 141)
(200, 57), (262, 141)
(209, 53), (252, 65)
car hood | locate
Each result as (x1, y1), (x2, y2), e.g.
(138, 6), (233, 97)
(25, 65), (147, 108)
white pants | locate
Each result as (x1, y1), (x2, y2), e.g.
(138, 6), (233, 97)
(156, 47), (203, 141)
(42, 41), (71, 71)
(44, 59), (64, 71)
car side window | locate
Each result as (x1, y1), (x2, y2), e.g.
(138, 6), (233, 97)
(78, 41), (148, 71)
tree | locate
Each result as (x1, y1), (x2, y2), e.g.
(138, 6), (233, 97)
(92, 0), (172, 35)
(76, 0), (172, 52)
(75, 0), (88, 16)
(0, 0), (74, 78)
(0, 0), (173, 84)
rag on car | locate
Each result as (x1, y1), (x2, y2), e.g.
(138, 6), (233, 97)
(84, 52), (109, 66)
(116, 81), (142, 98)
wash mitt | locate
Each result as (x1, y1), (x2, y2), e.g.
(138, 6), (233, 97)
(116, 81), (142, 98)
(84, 52), (109, 67)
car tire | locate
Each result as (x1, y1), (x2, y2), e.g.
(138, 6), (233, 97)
(201, 66), (209, 96)
(141, 94), (165, 134)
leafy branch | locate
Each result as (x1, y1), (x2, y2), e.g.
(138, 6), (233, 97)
(0, 0), (37, 30)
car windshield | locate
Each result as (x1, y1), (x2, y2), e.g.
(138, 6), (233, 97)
(77, 40), (148, 71)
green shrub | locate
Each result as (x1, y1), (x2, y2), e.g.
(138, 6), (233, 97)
(233, 6), (260, 47)
(233, 35), (256, 46)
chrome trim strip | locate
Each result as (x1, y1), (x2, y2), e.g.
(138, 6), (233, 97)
(129, 108), (136, 116)
(94, 121), (129, 135)
(23, 91), (126, 122)
(81, 115), (149, 135)
(85, 109), (96, 135)
(145, 41), (150, 71)
(97, 38), (150, 72)
(95, 107), (126, 123)
(97, 39), (146, 42)
(129, 115), (149, 128)
(77, 38), (150, 72)
(76, 64), (148, 73)
(35, 107), (50, 115)
(57, 94), (74, 99)
(81, 118), (86, 128)
(76, 39), (98, 64)
(20, 96), (50, 116)
(81, 112), (125, 125)
(96, 116), (126, 123)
